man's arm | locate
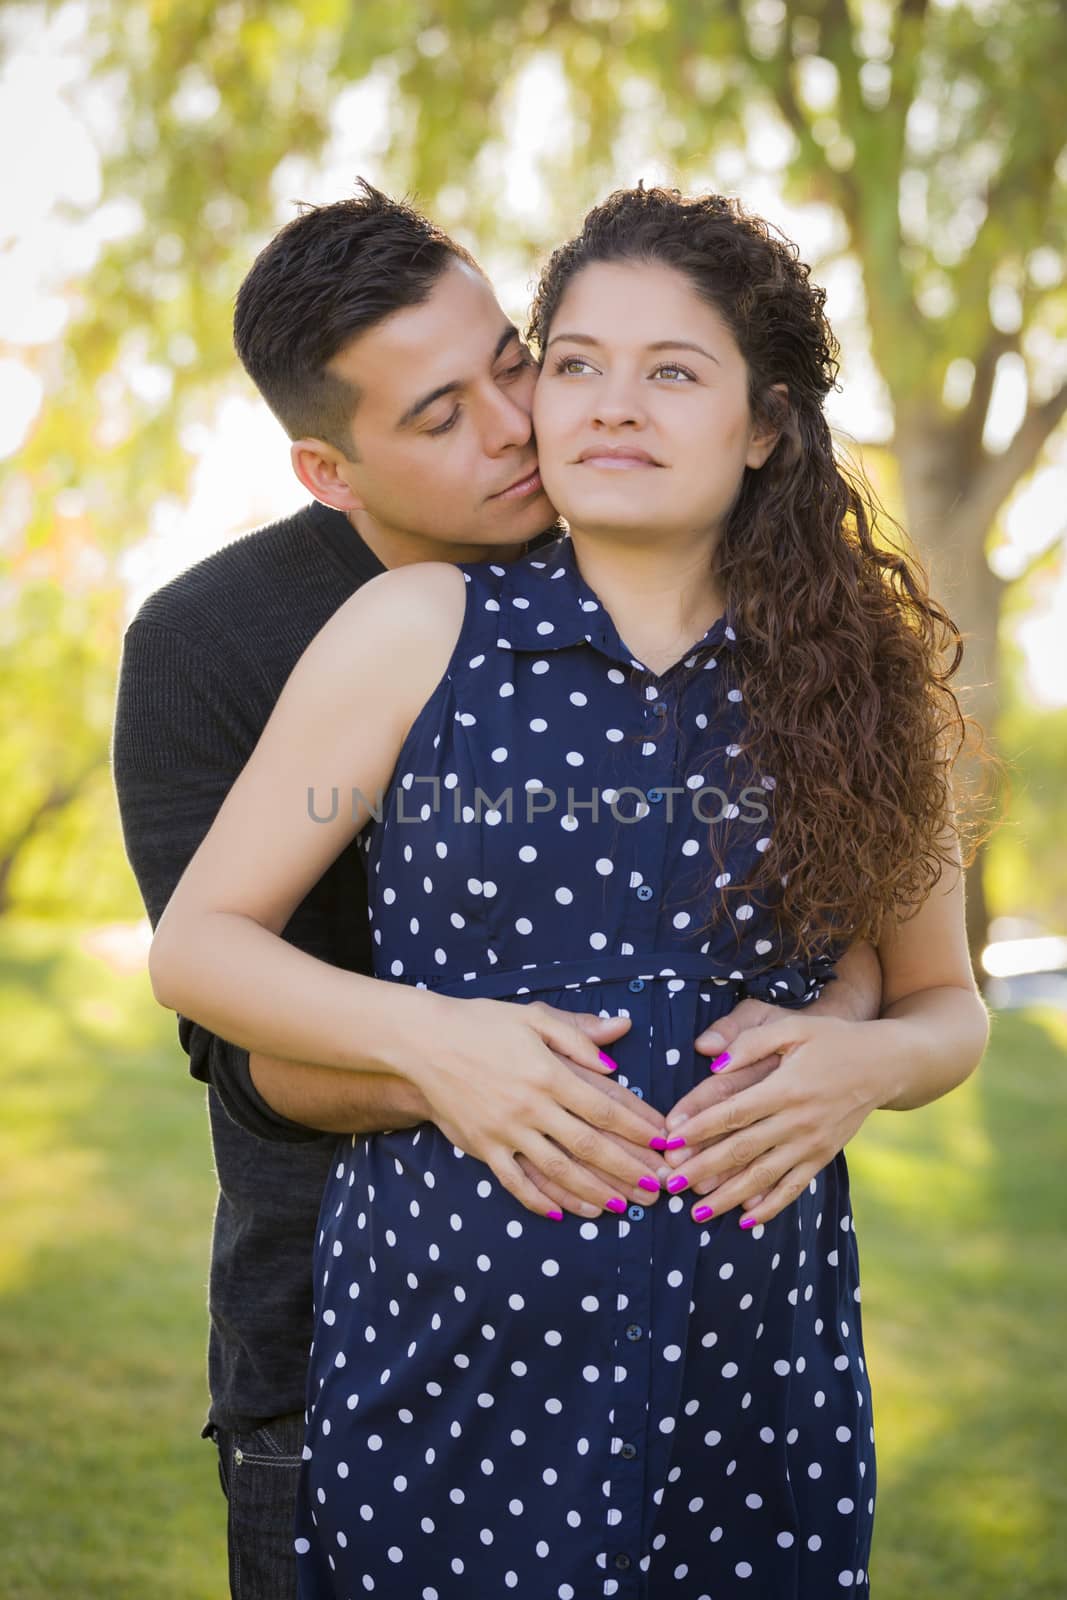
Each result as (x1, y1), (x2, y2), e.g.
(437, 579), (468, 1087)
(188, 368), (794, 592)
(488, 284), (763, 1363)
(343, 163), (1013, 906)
(247, 1049), (429, 1134)
(113, 614), (420, 1142)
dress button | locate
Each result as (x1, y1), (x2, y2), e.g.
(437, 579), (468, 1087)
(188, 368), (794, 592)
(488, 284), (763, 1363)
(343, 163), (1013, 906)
(614, 1553), (632, 1571)
(625, 1323), (643, 1342)
(647, 788), (664, 803)
(626, 1204), (644, 1222)
(627, 978), (645, 993)
(635, 885), (654, 902)
(620, 1442), (638, 1461)
(630, 1085), (644, 1100)
(653, 702), (668, 715)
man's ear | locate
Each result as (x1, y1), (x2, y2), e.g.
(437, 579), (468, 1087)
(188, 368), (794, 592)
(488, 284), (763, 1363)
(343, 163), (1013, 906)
(290, 438), (366, 513)
(745, 383), (789, 470)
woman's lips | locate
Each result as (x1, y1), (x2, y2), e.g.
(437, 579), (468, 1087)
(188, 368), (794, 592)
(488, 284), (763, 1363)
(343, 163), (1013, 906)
(577, 454), (659, 469)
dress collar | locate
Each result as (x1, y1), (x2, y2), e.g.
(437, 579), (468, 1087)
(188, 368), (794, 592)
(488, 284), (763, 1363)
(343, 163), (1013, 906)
(482, 534), (737, 670)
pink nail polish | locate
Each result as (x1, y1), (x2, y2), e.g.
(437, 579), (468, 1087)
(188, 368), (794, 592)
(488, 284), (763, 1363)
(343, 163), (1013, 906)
(667, 1174), (690, 1194)
(546, 1209), (564, 1221)
(648, 1135), (669, 1151)
(710, 1052), (731, 1072)
(605, 1197), (627, 1214)
(664, 1136), (687, 1151)
(638, 1176), (661, 1193)
(693, 1204), (715, 1221)
(598, 1050), (618, 1070)
(739, 1215), (757, 1229)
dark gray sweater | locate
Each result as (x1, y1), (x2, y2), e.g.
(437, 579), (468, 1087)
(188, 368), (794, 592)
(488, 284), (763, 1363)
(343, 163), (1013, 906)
(112, 501), (388, 1432)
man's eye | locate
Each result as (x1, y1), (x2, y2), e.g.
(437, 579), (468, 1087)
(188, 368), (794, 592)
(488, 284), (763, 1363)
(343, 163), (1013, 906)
(428, 409), (460, 436)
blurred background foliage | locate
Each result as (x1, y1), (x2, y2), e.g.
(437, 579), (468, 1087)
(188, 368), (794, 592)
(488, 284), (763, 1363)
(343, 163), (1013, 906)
(2, 0), (1066, 949)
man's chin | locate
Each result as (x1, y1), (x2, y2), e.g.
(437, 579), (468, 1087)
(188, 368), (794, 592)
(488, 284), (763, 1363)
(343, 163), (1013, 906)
(485, 490), (560, 544)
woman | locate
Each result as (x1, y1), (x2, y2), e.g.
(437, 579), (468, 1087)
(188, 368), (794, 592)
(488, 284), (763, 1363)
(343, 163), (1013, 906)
(151, 187), (989, 1597)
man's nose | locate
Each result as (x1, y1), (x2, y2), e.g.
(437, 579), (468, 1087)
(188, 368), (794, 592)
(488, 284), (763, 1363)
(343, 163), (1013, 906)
(482, 378), (535, 456)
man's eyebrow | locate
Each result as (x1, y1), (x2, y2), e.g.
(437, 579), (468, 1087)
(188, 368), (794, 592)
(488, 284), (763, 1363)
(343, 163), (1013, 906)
(545, 332), (720, 365)
(396, 326), (523, 430)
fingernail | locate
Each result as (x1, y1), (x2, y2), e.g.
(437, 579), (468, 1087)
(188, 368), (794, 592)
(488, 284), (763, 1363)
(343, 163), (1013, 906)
(598, 1050), (618, 1070)
(701, 1035), (725, 1055)
(709, 1052), (731, 1072)
(605, 1197), (627, 1214)
(648, 1135), (669, 1151)
(667, 1174), (690, 1194)
(739, 1215), (758, 1229)
(664, 1136), (687, 1151)
(546, 1209), (564, 1221)
(656, 1165), (671, 1181)
(637, 1176), (661, 1193)
(693, 1204), (715, 1221)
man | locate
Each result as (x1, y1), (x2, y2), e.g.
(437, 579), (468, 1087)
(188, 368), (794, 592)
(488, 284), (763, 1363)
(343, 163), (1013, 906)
(113, 181), (881, 1599)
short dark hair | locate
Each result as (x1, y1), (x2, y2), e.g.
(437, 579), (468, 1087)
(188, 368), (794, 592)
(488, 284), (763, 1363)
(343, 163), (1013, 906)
(233, 179), (477, 458)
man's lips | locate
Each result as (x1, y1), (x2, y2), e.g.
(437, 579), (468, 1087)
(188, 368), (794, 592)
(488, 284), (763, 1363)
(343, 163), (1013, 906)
(574, 446), (662, 468)
(491, 466), (543, 500)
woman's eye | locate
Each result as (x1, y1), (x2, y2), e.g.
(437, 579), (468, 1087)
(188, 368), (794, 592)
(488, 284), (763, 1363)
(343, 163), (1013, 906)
(553, 355), (594, 375)
(428, 409), (460, 437)
(654, 363), (695, 382)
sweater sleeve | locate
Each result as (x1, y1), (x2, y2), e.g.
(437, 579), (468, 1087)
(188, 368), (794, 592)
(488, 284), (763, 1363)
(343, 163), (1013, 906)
(111, 616), (328, 1144)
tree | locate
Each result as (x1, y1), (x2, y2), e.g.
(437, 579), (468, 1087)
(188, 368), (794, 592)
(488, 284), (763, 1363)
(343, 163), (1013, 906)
(5, 0), (1065, 944)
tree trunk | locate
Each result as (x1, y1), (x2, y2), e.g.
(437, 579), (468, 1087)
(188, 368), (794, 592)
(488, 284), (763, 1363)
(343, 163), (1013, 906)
(895, 412), (1005, 980)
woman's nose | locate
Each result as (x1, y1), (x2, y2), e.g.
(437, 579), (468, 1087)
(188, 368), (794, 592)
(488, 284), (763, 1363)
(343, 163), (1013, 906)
(591, 385), (644, 429)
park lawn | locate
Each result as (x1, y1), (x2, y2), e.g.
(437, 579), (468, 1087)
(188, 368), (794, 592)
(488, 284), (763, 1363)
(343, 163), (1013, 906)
(0, 918), (1064, 1597)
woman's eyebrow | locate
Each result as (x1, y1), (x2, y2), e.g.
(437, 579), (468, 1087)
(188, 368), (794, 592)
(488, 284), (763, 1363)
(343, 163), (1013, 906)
(545, 331), (719, 364)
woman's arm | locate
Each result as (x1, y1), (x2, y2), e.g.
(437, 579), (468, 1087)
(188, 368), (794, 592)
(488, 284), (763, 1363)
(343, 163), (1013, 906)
(655, 845), (990, 1223)
(148, 559), (665, 1218)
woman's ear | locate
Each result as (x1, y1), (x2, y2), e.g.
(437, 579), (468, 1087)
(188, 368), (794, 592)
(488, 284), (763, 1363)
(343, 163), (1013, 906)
(290, 438), (367, 513)
(746, 383), (790, 469)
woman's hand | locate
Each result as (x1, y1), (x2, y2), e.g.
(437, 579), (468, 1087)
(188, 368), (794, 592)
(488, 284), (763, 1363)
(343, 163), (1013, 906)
(661, 1014), (893, 1226)
(408, 997), (669, 1221)
(516, 1059), (668, 1219)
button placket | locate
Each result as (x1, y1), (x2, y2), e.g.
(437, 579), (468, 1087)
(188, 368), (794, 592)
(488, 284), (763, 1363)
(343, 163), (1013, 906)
(606, 982), (655, 1596)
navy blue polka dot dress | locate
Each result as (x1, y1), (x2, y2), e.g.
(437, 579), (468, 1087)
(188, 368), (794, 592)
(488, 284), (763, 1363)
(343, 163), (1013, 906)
(294, 535), (875, 1598)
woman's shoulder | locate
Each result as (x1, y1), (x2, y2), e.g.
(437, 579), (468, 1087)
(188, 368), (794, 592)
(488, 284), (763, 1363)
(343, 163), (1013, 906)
(300, 560), (467, 673)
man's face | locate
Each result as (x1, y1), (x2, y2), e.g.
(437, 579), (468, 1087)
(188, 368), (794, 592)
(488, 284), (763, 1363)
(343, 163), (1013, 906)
(312, 260), (556, 560)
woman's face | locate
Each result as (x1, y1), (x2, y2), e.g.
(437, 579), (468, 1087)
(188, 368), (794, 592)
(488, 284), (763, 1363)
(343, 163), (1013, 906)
(532, 259), (778, 542)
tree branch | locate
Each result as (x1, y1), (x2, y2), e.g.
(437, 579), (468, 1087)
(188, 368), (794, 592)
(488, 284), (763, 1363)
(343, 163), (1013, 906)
(954, 327), (1021, 480)
(1002, 521), (1067, 588)
(961, 379), (1067, 536)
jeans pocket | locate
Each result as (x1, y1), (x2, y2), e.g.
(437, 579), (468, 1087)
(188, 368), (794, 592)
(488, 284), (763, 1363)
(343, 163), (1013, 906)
(221, 1413), (305, 1600)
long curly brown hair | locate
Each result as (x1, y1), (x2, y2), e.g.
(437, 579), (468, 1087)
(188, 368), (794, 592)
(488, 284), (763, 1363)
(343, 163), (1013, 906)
(528, 185), (985, 959)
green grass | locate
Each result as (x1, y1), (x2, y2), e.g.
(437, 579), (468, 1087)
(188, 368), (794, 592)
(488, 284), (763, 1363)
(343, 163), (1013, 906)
(1, 919), (1065, 1596)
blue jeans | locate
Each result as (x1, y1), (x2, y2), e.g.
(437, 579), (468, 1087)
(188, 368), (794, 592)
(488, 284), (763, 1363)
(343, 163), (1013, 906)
(213, 1412), (305, 1600)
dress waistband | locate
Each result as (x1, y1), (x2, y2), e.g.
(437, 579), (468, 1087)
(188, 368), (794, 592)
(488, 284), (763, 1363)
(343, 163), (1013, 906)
(404, 951), (836, 1006)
